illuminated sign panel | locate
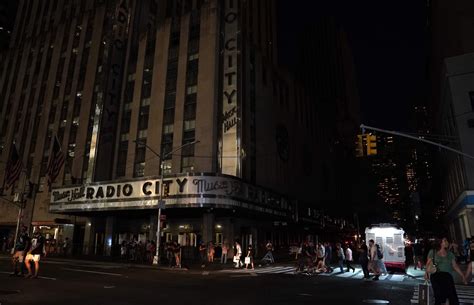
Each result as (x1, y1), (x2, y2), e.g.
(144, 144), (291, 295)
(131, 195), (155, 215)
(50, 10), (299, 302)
(50, 174), (292, 217)
(220, 0), (241, 176)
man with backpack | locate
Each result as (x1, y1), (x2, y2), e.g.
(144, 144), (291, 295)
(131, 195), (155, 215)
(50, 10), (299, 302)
(376, 244), (388, 275)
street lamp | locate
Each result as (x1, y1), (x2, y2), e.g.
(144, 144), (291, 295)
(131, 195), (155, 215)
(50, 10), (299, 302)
(134, 139), (199, 265)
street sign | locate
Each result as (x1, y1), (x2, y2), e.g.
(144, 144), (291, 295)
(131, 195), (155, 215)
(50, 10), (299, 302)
(157, 200), (166, 209)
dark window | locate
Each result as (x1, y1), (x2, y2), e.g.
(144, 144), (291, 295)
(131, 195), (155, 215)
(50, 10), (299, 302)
(469, 91), (474, 111)
(163, 108), (175, 124)
(116, 141), (128, 177)
(138, 106), (150, 130)
(121, 111), (131, 133)
(468, 119), (474, 128)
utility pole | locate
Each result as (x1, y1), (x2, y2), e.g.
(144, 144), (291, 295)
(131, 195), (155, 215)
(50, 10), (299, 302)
(134, 139), (199, 265)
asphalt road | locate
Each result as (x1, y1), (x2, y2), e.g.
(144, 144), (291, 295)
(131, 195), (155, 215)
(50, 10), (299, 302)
(0, 257), (417, 305)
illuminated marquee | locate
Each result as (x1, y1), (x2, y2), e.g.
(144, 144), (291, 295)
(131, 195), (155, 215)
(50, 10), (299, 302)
(49, 174), (292, 217)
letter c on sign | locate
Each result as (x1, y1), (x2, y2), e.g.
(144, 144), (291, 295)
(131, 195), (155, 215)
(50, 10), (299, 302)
(225, 12), (237, 23)
(225, 38), (236, 51)
(142, 182), (152, 195)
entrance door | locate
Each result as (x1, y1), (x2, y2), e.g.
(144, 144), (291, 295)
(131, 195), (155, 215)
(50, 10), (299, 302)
(72, 225), (85, 255)
(95, 232), (104, 255)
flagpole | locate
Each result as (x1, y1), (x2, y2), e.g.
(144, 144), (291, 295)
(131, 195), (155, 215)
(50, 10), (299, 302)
(11, 170), (27, 254)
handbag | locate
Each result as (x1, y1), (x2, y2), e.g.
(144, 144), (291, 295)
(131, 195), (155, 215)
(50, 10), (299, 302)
(245, 256), (251, 264)
(233, 256), (240, 263)
(418, 280), (434, 305)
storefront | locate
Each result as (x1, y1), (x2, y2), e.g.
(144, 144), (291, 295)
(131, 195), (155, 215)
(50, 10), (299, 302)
(50, 173), (297, 259)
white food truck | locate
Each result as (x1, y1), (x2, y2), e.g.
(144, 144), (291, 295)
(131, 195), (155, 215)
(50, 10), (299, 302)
(365, 224), (406, 269)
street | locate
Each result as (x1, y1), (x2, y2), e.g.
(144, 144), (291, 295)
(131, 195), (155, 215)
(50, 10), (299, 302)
(0, 256), (423, 305)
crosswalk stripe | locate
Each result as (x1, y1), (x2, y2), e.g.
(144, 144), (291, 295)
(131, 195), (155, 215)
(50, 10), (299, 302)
(412, 284), (474, 304)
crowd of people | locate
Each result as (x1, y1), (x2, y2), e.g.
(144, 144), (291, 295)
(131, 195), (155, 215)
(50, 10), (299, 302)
(120, 239), (156, 264)
(294, 240), (388, 280)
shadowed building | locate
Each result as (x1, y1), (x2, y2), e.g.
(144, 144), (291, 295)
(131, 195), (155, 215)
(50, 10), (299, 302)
(0, 0), (333, 257)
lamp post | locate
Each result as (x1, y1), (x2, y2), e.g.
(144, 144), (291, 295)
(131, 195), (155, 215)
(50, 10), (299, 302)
(134, 139), (199, 265)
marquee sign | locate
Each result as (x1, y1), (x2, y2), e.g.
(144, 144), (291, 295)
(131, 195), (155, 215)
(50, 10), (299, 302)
(49, 173), (292, 217)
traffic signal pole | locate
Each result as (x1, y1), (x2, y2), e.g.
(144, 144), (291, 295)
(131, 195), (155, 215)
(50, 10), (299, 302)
(360, 124), (474, 160)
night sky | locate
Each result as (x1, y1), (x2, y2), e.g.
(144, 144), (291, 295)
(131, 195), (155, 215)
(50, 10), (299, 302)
(277, 0), (428, 130)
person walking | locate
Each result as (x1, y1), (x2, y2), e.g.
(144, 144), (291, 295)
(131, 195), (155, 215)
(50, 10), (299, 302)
(336, 243), (345, 273)
(25, 231), (46, 279)
(208, 241), (215, 263)
(369, 239), (381, 280)
(221, 242), (228, 264)
(324, 242), (332, 266)
(425, 237), (465, 305)
(62, 237), (70, 257)
(376, 244), (388, 275)
(413, 240), (424, 270)
(234, 241), (243, 268)
(173, 242), (181, 268)
(345, 245), (355, 272)
(263, 241), (274, 264)
(245, 245), (255, 270)
(358, 243), (370, 280)
(11, 226), (30, 276)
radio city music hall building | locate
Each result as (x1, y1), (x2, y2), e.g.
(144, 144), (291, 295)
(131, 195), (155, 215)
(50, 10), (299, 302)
(0, 0), (325, 258)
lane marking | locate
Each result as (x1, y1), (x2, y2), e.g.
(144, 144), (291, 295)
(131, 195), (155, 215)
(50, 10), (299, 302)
(0, 271), (56, 280)
(202, 271), (209, 275)
(62, 268), (123, 277)
(104, 285), (115, 289)
(298, 293), (312, 297)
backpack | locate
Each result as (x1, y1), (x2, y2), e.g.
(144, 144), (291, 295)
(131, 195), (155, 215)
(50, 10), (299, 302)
(376, 245), (383, 259)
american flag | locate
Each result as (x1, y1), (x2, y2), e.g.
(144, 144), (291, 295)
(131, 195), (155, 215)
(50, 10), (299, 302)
(4, 144), (23, 190)
(47, 136), (65, 191)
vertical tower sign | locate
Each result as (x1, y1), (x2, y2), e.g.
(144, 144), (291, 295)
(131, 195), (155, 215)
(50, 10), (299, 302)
(220, 0), (240, 176)
(88, 0), (130, 181)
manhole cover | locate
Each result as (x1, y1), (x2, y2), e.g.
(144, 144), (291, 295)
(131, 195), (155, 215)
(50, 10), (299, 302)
(363, 300), (389, 304)
(0, 290), (20, 295)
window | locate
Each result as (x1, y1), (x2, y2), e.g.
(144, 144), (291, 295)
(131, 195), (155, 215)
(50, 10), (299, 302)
(181, 156), (194, 172)
(134, 162), (145, 177)
(163, 108), (175, 124)
(138, 106), (150, 130)
(186, 85), (197, 95)
(468, 119), (474, 128)
(121, 111), (131, 133)
(184, 119), (195, 131)
(117, 141), (128, 177)
(163, 124), (174, 134)
(161, 159), (172, 175)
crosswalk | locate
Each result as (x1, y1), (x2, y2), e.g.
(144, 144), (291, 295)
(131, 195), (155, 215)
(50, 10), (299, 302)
(220, 266), (408, 282)
(411, 284), (474, 304)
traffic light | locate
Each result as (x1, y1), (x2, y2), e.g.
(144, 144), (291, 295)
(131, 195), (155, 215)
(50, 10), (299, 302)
(366, 134), (377, 156)
(356, 135), (364, 157)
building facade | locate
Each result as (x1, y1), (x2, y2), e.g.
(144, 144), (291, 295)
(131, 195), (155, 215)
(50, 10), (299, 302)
(0, 0), (326, 257)
(439, 53), (474, 242)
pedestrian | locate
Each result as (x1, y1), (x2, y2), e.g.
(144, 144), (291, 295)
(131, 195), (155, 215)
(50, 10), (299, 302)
(245, 245), (255, 270)
(336, 243), (345, 273)
(63, 237), (70, 257)
(316, 243), (325, 268)
(358, 243), (370, 280)
(345, 245), (355, 272)
(173, 242), (181, 268)
(368, 239), (381, 280)
(425, 237), (465, 305)
(324, 242), (332, 266)
(234, 241), (243, 268)
(25, 231), (46, 279)
(120, 241), (127, 260)
(208, 241), (215, 263)
(263, 241), (274, 264)
(376, 244), (388, 275)
(413, 240), (424, 270)
(10, 226), (30, 276)
(199, 241), (207, 268)
(166, 242), (174, 267)
(221, 241), (228, 264)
